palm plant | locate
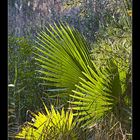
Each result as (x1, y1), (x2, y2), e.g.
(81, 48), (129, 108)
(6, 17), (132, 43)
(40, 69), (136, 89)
(15, 103), (78, 140)
(34, 21), (131, 139)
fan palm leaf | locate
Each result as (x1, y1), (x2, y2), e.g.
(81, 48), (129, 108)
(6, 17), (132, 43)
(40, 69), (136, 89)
(15, 103), (77, 140)
(70, 60), (131, 128)
(34, 22), (94, 92)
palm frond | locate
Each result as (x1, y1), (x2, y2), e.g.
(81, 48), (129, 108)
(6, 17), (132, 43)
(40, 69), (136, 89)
(34, 22), (94, 92)
(15, 104), (77, 140)
(70, 60), (130, 128)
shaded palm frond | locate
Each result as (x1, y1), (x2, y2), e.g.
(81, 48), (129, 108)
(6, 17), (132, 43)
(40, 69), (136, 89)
(70, 60), (131, 128)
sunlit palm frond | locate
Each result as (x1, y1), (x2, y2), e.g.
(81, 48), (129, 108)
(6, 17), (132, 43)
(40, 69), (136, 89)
(15, 103), (77, 140)
(34, 22), (93, 92)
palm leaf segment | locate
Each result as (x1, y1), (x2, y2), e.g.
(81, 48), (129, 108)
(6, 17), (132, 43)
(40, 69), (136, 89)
(34, 22), (93, 91)
(70, 60), (128, 128)
(15, 103), (77, 140)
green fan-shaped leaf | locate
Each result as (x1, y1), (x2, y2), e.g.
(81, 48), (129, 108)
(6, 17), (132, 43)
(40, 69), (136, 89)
(15, 104), (77, 140)
(70, 60), (128, 128)
(34, 22), (94, 92)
